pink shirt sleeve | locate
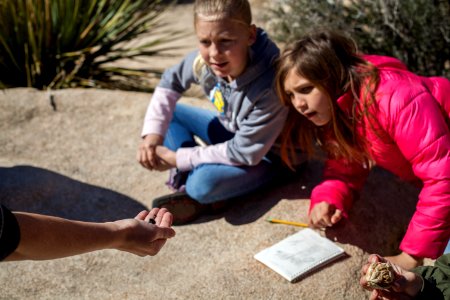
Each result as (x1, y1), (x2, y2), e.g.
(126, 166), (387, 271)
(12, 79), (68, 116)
(141, 87), (181, 137)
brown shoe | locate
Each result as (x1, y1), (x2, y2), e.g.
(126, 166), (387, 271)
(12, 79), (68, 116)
(152, 192), (207, 225)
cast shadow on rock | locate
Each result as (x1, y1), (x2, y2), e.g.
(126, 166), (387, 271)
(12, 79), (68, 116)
(0, 165), (148, 222)
(195, 160), (324, 226)
(323, 167), (420, 256)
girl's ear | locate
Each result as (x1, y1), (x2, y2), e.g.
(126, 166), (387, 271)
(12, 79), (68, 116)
(248, 24), (257, 46)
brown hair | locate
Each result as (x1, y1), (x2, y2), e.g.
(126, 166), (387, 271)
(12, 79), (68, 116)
(193, 0), (252, 26)
(275, 29), (380, 169)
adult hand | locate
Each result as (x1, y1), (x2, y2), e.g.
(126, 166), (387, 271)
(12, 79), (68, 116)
(360, 254), (423, 300)
(114, 208), (176, 257)
(6, 207), (176, 261)
(137, 134), (164, 170)
(308, 201), (343, 228)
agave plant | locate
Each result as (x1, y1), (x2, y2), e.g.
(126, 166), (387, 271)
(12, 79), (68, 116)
(0, 0), (183, 91)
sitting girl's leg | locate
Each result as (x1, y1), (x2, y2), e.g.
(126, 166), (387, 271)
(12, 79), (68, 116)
(186, 158), (283, 204)
(163, 103), (234, 191)
(153, 154), (287, 225)
(163, 103), (234, 151)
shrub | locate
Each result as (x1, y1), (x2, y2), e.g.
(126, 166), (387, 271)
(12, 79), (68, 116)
(0, 0), (183, 91)
(263, 0), (449, 78)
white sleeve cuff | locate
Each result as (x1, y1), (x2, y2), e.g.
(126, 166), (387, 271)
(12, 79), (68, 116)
(176, 143), (240, 171)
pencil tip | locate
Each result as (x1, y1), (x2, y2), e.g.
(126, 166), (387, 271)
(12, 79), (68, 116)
(266, 218), (273, 222)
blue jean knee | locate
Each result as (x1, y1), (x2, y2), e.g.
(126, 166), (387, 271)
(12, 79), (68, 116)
(184, 159), (280, 204)
(163, 103), (234, 151)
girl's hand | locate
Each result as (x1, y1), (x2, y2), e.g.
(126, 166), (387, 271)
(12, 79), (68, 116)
(308, 201), (343, 228)
(137, 134), (163, 170)
(154, 145), (176, 171)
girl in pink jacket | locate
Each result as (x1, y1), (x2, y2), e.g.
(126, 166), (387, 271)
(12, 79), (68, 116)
(275, 29), (450, 270)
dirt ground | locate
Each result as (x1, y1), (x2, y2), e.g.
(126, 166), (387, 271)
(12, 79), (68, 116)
(0, 2), (433, 300)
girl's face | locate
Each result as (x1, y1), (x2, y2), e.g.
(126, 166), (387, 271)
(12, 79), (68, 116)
(283, 69), (332, 126)
(195, 18), (256, 81)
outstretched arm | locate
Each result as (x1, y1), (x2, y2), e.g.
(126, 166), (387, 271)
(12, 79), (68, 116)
(3, 207), (175, 261)
(309, 158), (369, 228)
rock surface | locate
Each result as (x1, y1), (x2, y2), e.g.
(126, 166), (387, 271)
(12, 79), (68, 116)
(0, 3), (429, 300)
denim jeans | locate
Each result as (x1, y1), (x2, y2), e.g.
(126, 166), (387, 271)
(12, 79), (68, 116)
(163, 103), (285, 204)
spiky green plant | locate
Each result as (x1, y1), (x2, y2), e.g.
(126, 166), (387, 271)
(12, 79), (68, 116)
(0, 0), (183, 91)
(264, 0), (449, 78)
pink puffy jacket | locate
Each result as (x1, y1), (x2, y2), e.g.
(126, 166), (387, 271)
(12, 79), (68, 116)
(310, 55), (450, 259)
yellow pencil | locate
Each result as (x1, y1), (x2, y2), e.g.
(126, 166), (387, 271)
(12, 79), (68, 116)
(266, 218), (309, 228)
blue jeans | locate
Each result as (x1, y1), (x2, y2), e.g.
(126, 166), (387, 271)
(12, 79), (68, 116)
(164, 103), (285, 204)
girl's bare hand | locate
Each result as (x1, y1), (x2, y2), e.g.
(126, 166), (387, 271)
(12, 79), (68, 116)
(308, 201), (343, 228)
(137, 134), (164, 170)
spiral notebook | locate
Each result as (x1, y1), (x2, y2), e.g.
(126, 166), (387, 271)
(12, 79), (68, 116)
(254, 228), (345, 282)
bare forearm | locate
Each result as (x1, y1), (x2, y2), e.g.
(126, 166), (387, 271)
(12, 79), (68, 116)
(5, 212), (117, 261)
(4, 208), (175, 261)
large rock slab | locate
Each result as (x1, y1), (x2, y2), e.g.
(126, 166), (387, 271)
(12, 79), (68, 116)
(0, 87), (425, 300)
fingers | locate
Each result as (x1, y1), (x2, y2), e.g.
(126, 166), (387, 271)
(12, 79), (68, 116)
(152, 158), (173, 171)
(145, 208), (175, 255)
(137, 134), (164, 170)
(156, 146), (177, 166)
(137, 141), (148, 168)
(369, 290), (380, 300)
(153, 207), (164, 225)
(368, 289), (393, 300)
(308, 204), (324, 228)
(151, 208), (175, 238)
(159, 209), (174, 228)
(138, 144), (158, 170)
(133, 208), (162, 224)
(138, 208), (174, 230)
(359, 274), (371, 291)
(116, 208), (177, 257)
(309, 202), (341, 228)
(143, 208), (160, 224)
(330, 209), (343, 224)
(147, 146), (158, 168)
(135, 210), (150, 221)
(360, 256), (380, 290)
(361, 262), (370, 276)
(372, 289), (411, 300)
(317, 219), (331, 228)
(368, 254), (384, 263)
(137, 145), (150, 169)
(360, 254), (384, 279)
